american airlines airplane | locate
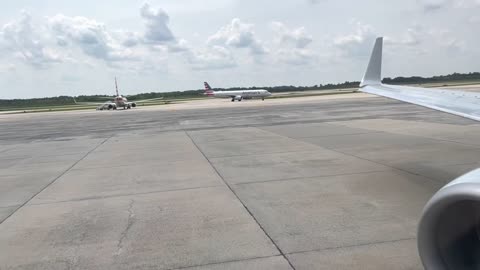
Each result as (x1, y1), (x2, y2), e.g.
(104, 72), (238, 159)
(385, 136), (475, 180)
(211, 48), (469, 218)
(361, 37), (480, 269)
(98, 78), (137, 110)
(204, 82), (272, 102)
(75, 78), (158, 110)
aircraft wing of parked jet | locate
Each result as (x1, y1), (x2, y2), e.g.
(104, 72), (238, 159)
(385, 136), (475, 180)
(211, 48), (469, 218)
(73, 97), (164, 106)
(73, 97), (164, 110)
(360, 37), (480, 121)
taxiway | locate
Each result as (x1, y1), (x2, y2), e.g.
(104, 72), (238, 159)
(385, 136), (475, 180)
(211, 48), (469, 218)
(1, 91), (480, 269)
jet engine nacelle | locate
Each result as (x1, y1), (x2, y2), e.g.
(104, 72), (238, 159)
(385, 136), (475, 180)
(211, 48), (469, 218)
(131, 103), (137, 108)
(234, 96), (243, 101)
(418, 168), (480, 269)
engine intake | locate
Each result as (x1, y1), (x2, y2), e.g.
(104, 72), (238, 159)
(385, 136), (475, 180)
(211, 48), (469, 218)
(418, 168), (480, 269)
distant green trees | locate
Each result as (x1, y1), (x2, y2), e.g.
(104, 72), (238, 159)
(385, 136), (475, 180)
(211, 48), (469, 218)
(382, 72), (480, 84)
(74, 95), (114, 102)
(0, 96), (75, 108)
(1, 72), (479, 108)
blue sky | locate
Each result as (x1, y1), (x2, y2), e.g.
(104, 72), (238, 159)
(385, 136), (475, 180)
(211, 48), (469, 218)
(0, 0), (479, 98)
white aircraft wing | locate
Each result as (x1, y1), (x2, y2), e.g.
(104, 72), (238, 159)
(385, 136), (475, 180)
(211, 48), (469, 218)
(96, 101), (116, 110)
(360, 37), (480, 122)
(128, 97), (164, 103)
(74, 97), (164, 106)
(361, 37), (480, 270)
(73, 97), (113, 106)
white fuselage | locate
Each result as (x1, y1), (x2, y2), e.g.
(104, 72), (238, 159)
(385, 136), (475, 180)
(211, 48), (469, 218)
(210, 90), (271, 99)
(114, 96), (128, 107)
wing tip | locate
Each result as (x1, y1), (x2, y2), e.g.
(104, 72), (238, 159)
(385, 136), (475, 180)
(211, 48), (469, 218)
(360, 37), (383, 88)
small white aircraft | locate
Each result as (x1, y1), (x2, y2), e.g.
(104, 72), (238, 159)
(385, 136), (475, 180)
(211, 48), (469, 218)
(204, 82), (272, 102)
(360, 37), (480, 269)
(74, 78), (161, 110)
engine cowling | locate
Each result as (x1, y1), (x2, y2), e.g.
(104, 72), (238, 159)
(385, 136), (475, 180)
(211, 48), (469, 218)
(131, 103), (136, 108)
(418, 168), (480, 269)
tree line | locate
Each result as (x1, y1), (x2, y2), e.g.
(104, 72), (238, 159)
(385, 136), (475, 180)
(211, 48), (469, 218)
(382, 72), (480, 84)
(1, 72), (479, 108)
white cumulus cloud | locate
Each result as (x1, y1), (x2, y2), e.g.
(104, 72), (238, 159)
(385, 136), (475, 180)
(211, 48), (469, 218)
(187, 45), (237, 70)
(386, 25), (424, 47)
(207, 18), (267, 55)
(174, 38), (236, 70)
(0, 11), (66, 67)
(48, 14), (140, 62)
(271, 22), (313, 49)
(334, 21), (377, 58)
(270, 22), (315, 65)
(140, 3), (175, 44)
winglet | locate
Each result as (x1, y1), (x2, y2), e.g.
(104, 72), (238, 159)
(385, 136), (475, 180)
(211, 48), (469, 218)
(360, 37), (383, 87)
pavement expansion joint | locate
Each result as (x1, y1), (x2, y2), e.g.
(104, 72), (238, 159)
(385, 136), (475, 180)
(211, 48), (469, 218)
(29, 184), (224, 206)
(165, 255), (288, 270)
(258, 126), (443, 185)
(233, 169), (392, 186)
(184, 130), (297, 270)
(0, 135), (113, 225)
(285, 237), (416, 255)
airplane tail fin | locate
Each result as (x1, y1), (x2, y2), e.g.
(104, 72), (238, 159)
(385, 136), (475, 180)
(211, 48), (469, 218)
(204, 82), (214, 96)
(115, 77), (120, 96)
(360, 37), (383, 87)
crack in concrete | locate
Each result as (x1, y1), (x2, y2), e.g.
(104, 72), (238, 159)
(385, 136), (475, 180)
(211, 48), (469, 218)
(116, 199), (136, 255)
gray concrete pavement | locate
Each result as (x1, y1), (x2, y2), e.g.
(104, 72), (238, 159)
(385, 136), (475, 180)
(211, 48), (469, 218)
(0, 206), (16, 222)
(2, 187), (279, 270)
(287, 239), (420, 270)
(1, 94), (480, 269)
(232, 170), (434, 254)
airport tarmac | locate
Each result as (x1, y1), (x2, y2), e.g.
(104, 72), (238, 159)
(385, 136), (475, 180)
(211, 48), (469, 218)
(1, 92), (480, 269)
